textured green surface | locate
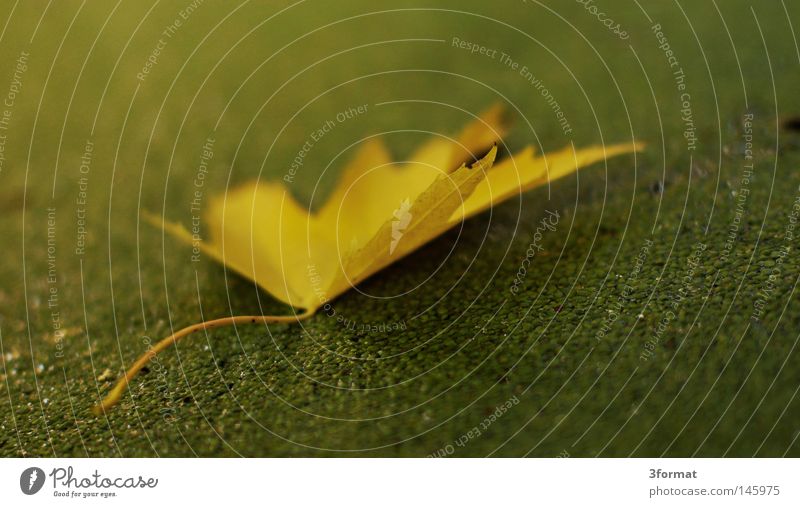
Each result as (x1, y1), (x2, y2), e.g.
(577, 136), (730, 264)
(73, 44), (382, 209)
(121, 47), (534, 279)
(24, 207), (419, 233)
(1, 0), (800, 457)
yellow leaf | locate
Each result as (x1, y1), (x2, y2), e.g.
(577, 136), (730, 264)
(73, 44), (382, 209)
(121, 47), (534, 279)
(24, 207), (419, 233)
(151, 105), (642, 311)
(96, 105), (643, 413)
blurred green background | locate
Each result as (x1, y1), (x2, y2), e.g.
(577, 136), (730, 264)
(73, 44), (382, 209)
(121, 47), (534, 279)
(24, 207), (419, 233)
(1, 0), (799, 457)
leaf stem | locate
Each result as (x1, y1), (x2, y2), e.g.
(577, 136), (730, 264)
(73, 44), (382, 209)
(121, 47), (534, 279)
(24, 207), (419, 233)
(92, 310), (315, 415)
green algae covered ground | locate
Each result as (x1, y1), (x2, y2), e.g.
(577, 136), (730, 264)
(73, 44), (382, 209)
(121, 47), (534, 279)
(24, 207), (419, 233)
(1, 0), (800, 457)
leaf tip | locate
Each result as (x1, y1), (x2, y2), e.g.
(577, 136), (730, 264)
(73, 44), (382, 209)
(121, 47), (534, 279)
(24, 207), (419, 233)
(470, 144), (497, 171)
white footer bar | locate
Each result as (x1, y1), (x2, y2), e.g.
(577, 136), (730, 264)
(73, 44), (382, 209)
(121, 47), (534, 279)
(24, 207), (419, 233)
(2, 458), (797, 506)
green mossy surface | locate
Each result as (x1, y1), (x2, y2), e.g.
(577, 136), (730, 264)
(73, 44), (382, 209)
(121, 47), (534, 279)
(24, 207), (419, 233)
(1, 0), (799, 456)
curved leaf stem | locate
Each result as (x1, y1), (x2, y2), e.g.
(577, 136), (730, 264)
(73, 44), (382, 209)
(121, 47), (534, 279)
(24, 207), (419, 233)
(93, 310), (315, 415)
